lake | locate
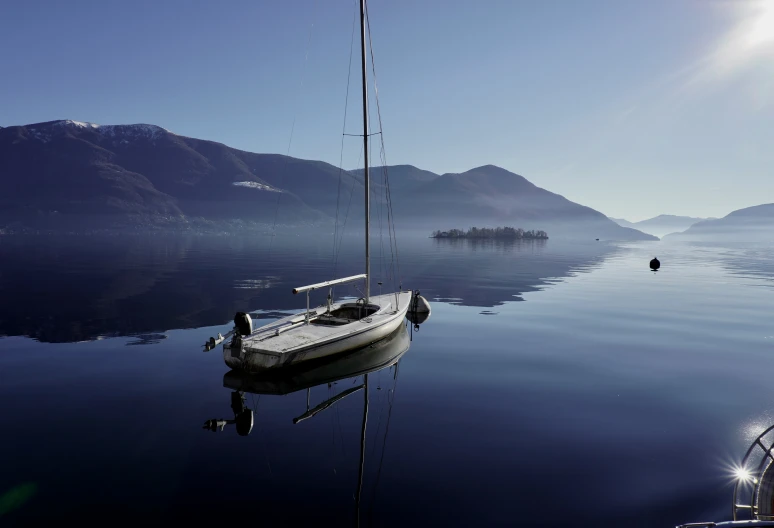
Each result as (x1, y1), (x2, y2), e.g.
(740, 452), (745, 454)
(1, 232), (773, 526)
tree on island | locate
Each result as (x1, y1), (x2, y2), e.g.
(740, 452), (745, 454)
(431, 227), (548, 239)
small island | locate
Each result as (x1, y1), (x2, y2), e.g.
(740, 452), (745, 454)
(431, 227), (548, 239)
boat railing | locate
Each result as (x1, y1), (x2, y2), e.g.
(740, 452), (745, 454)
(293, 274), (367, 325)
(292, 274), (367, 295)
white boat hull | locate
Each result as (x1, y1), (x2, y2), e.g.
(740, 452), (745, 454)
(223, 291), (412, 372)
(223, 324), (410, 395)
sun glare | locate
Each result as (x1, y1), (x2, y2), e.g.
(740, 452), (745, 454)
(735, 466), (752, 482)
(695, 0), (774, 85)
(745, 1), (774, 48)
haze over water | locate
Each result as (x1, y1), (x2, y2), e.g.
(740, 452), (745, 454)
(1, 233), (773, 525)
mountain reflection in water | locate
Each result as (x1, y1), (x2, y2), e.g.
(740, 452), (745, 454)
(0, 233), (617, 342)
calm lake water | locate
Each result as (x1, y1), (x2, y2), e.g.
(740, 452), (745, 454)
(1, 232), (774, 526)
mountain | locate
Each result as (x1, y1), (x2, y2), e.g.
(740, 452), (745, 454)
(665, 204), (774, 240)
(387, 164), (656, 240)
(610, 218), (637, 229)
(0, 120), (348, 229)
(352, 164), (439, 191)
(609, 214), (709, 237)
(0, 120), (655, 240)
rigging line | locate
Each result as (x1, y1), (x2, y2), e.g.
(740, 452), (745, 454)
(343, 132), (382, 137)
(368, 361), (402, 523)
(269, 0), (319, 251)
(368, 375), (386, 460)
(252, 395), (273, 478)
(334, 382), (347, 456)
(259, 431), (274, 478)
(367, 43), (400, 290)
(336, 144), (362, 257)
(380, 148), (395, 284)
(334, 5), (358, 277)
(245, 394), (253, 476)
(355, 374), (369, 527)
(377, 110), (398, 287)
(377, 169), (386, 287)
(330, 386), (340, 476)
(375, 126), (393, 284)
(380, 159), (392, 284)
(371, 149), (389, 286)
(373, 118), (387, 288)
(365, 3), (401, 289)
(360, 51), (385, 290)
(367, 87), (385, 288)
(333, 143), (364, 275)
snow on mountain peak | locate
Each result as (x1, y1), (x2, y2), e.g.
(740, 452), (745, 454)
(97, 123), (171, 140)
(26, 120), (174, 142)
(57, 120), (101, 129)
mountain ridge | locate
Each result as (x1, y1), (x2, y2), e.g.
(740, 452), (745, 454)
(0, 120), (655, 240)
(609, 214), (710, 236)
(665, 204), (774, 239)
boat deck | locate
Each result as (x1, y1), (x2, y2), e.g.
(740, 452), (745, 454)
(224, 291), (412, 370)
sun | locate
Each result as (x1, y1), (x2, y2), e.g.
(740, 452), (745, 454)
(745, 0), (774, 48)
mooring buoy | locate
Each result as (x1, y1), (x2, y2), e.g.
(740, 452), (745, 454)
(650, 257), (660, 270)
(407, 290), (431, 329)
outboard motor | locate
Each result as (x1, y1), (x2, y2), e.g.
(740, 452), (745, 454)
(202, 418), (228, 432)
(235, 409), (254, 437)
(201, 391), (254, 435)
(234, 312), (253, 336)
(231, 391), (254, 437)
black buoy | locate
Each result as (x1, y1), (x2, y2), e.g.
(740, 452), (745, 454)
(650, 257), (660, 270)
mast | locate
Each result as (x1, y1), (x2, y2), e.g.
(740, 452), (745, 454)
(359, 0), (370, 303)
(356, 373), (369, 527)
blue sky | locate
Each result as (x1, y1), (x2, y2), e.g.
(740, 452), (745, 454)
(2, 0), (773, 220)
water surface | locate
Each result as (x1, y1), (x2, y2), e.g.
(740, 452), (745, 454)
(1, 233), (773, 526)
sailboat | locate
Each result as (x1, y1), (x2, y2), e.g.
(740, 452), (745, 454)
(205, 324), (410, 524)
(207, 324), (409, 434)
(222, 323), (410, 397)
(220, 0), (422, 372)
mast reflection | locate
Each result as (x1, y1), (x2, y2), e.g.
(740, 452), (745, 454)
(203, 323), (412, 526)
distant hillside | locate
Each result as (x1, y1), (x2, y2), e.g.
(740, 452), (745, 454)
(352, 164), (439, 191)
(610, 218), (637, 229)
(665, 204), (774, 240)
(609, 214), (708, 237)
(0, 120), (345, 229)
(0, 120), (655, 240)
(389, 164), (656, 240)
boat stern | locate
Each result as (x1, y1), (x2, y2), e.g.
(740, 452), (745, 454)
(224, 336), (285, 371)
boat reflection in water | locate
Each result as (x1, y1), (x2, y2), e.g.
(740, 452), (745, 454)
(677, 424), (774, 528)
(407, 307), (430, 329)
(203, 322), (412, 523)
